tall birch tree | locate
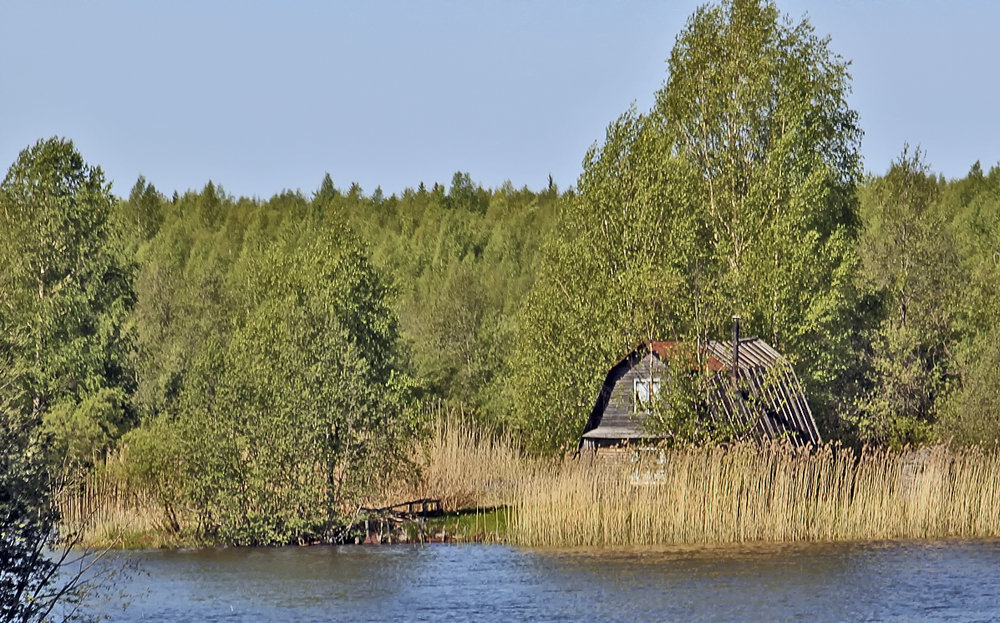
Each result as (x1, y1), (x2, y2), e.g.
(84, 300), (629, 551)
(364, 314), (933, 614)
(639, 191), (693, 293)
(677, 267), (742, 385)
(510, 0), (863, 451)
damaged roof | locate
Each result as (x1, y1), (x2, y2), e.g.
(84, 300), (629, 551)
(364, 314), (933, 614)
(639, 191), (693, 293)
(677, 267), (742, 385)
(581, 338), (821, 447)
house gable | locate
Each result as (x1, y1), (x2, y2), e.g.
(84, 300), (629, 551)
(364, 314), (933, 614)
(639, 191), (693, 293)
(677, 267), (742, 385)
(581, 344), (670, 442)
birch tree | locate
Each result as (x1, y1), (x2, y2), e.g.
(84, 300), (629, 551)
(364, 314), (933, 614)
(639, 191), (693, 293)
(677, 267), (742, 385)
(0, 138), (134, 467)
(510, 0), (863, 451)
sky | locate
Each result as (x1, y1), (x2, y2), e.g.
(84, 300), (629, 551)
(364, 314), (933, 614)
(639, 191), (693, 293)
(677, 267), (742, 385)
(2, 1), (998, 200)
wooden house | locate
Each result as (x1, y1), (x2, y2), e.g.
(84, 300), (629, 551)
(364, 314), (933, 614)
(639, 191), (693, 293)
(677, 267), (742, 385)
(579, 326), (821, 455)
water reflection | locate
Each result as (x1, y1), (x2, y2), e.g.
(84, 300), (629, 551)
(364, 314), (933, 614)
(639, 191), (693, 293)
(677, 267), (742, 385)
(96, 539), (1000, 622)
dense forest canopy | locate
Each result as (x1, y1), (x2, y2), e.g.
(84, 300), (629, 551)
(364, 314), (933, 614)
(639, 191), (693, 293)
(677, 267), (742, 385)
(2, 0), (1000, 549)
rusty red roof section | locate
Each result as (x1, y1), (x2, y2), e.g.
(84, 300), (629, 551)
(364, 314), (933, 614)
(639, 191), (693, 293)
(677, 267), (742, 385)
(647, 341), (677, 358)
(640, 340), (726, 373)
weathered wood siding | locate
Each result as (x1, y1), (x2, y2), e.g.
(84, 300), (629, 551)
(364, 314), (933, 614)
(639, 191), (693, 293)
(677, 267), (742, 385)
(597, 352), (666, 434)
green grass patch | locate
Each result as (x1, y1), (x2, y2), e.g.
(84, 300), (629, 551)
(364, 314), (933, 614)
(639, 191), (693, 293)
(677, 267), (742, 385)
(412, 506), (512, 542)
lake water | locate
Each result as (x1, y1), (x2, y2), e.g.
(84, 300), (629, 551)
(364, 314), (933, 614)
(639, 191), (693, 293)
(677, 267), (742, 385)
(89, 539), (1000, 622)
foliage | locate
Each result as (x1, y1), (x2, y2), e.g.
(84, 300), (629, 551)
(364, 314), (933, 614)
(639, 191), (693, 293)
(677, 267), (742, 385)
(659, 0), (863, 428)
(42, 388), (131, 470)
(0, 138), (135, 468)
(183, 223), (419, 543)
(355, 175), (562, 422)
(849, 148), (954, 446)
(510, 0), (862, 451)
(640, 348), (738, 447)
(0, 383), (90, 622)
(6, 0), (1000, 563)
(117, 414), (185, 534)
(38, 157), (563, 544)
(0, 140), (130, 619)
(113, 176), (165, 254)
(937, 326), (1000, 445)
(121, 189), (428, 544)
(929, 163), (1000, 444)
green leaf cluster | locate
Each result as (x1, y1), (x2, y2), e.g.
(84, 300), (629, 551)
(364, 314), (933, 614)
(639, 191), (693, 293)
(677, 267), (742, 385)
(853, 155), (1000, 446)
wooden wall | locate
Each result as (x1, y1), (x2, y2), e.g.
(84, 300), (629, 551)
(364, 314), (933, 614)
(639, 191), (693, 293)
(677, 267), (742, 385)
(597, 352), (666, 434)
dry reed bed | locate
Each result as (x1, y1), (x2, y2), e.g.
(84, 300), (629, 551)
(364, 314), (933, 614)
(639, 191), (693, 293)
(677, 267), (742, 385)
(511, 444), (1000, 547)
(58, 418), (1000, 548)
(402, 417), (536, 511)
(57, 468), (176, 547)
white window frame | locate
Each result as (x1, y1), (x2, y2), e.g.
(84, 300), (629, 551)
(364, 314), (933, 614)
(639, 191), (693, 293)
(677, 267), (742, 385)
(633, 377), (661, 414)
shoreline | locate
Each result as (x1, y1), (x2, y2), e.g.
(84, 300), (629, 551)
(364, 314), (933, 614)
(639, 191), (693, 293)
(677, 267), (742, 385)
(60, 430), (1000, 551)
(74, 530), (1000, 552)
(67, 506), (513, 550)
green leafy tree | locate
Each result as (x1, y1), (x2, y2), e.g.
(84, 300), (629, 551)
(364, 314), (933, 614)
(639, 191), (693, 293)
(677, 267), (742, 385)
(657, 0), (862, 426)
(933, 163), (1000, 443)
(640, 346), (732, 446)
(0, 138), (135, 467)
(510, 0), (862, 452)
(852, 147), (958, 446)
(128, 203), (420, 544)
(340, 172), (561, 424)
(0, 370), (97, 622)
(938, 325), (1000, 444)
(448, 171), (487, 214)
(508, 119), (705, 452)
(129, 183), (239, 418)
(114, 176), (166, 253)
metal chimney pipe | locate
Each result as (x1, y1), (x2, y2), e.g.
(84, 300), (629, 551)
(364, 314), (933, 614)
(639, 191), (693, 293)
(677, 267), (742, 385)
(732, 314), (741, 389)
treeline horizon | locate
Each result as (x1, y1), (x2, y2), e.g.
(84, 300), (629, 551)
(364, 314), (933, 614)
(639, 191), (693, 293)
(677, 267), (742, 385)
(3, 0), (1000, 548)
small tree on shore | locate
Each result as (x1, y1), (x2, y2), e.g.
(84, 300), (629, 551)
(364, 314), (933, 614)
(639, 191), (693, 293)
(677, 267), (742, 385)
(0, 384), (93, 622)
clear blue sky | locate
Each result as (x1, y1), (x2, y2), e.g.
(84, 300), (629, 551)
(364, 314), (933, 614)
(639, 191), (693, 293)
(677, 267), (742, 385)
(2, 1), (997, 199)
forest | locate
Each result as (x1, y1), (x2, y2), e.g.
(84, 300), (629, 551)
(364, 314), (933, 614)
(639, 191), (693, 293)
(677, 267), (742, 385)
(2, 0), (1000, 555)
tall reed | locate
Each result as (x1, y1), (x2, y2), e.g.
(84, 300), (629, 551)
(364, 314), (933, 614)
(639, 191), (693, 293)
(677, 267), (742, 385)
(397, 414), (539, 511)
(56, 461), (187, 548)
(511, 443), (1000, 547)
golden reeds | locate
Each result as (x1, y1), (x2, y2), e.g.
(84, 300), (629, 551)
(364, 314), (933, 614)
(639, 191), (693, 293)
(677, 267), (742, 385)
(56, 465), (188, 548)
(400, 415), (540, 511)
(511, 442), (1000, 547)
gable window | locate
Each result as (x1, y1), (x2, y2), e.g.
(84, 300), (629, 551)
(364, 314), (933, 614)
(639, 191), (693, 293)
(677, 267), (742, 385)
(633, 377), (661, 413)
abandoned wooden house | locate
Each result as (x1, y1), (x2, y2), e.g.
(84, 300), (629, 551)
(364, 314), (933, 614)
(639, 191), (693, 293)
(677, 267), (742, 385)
(579, 320), (821, 455)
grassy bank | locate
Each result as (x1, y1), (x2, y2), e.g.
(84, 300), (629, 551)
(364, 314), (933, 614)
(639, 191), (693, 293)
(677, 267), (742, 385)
(59, 418), (1000, 548)
(410, 507), (511, 543)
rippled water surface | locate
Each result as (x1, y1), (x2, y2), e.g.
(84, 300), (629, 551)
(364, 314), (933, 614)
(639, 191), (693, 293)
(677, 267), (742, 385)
(94, 539), (1000, 622)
